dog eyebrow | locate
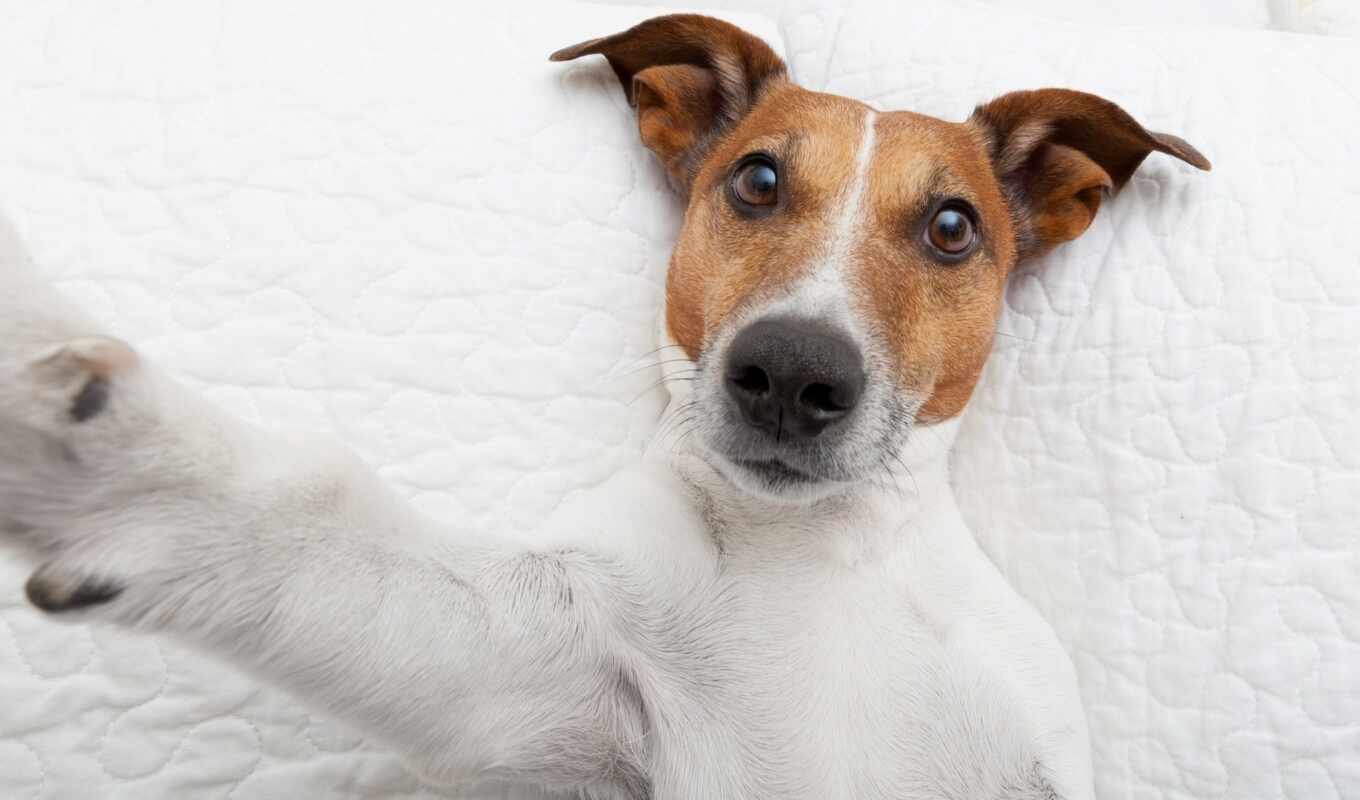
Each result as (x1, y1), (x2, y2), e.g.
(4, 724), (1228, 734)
(906, 165), (982, 215)
(741, 130), (804, 161)
(925, 165), (972, 201)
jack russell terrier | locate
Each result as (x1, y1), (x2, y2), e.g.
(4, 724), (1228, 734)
(0, 15), (1209, 800)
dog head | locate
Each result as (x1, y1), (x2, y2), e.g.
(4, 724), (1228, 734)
(553, 15), (1209, 503)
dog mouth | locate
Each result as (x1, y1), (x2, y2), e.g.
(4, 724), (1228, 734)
(711, 449), (866, 502)
(731, 456), (819, 485)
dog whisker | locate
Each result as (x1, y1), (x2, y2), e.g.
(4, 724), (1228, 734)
(878, 454), (905, 502)
(654, 400), (699, 442)
(660, 419), (694, 448)
(621, 343), (690, 371)
(889, 447), (920, 500)
(609, 358), (700, 380)
(672, 426), (698, 452)
(626, 376), (700, 406)
(665, 420), (697, 455)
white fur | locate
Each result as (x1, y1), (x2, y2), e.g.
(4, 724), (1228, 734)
(0, 214), (1092, 798)
(766, 108), (877, 317)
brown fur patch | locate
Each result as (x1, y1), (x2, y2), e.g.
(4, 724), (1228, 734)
(858, 112), (1015, 421)
(665, 86), (869, 357)
(557, 18), (1210, 425)
(970, 88), (1211, 259)
(551, 14), (787, 191)
(633, 64), (723, 187)
(666, 94), (1018, 421)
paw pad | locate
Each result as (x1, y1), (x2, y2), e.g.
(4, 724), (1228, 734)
(70, 377), (110, 422)
(25, 567), (124, 613)
(28, 336), (138, 424)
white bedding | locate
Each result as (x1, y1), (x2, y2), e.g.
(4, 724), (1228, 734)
(1, 1), (1356, 799)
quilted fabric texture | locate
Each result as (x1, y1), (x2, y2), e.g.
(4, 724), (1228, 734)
(593, 0), (1277, 32)
(2, 2), (1357, 800)
(0, 2), (778, 797)
(1271, 0), (1360, 35)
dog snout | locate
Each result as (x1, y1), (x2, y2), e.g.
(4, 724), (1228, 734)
(723, 319), (865, 441)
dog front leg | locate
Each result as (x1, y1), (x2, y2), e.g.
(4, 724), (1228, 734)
(0, 324), (650, 795)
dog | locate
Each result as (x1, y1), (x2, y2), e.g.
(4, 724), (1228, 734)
(0, 14), (1208, 800)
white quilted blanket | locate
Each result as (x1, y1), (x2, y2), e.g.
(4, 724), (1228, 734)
(1, 1), (1356, 799)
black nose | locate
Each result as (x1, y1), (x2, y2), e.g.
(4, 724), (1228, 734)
(724, 319), (866, 442)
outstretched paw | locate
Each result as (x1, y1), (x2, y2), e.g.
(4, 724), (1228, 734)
(26, 335), (139, 426)
(2, 336), (183, 620)
(1, 335), (149, 548)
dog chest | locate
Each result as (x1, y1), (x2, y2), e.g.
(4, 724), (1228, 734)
(638, 554), (1061, 800)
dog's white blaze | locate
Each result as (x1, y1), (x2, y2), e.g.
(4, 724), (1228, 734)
(763, 109), (878, 322)
(825, 108), (879, 284)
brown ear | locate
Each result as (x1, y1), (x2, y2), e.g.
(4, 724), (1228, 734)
(970, 88), (1211, 260)
(551, 14), (787, 192)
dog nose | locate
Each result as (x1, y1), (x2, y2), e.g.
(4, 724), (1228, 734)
(724, 319), (865, 441)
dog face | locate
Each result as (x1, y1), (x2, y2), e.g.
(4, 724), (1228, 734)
(553, 15), (1209, 502)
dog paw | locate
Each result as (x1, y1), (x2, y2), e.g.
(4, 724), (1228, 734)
(0, 337), (186, 618)
(2, 334), (245, 624)
(26, 336), (139, 425)
(0, 335), (152, 541)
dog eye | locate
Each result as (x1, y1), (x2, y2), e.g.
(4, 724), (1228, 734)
(731, 157), (779, 209)
(926, 206), (977, 256)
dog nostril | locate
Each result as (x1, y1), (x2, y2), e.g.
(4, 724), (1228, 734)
(798, 382), (852, 415)
(729, 365), (771, 396)
(724, 318), (864, 439)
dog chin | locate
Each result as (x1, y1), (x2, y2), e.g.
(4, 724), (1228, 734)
(707, 450), (854, 505)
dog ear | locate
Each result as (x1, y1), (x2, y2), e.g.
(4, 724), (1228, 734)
(551, 14), (787, 192)
(970, 88), (1210, 261)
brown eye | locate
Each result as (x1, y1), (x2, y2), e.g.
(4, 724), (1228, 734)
(731, 157), (779, 209)
(927, 206), (977, 256)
